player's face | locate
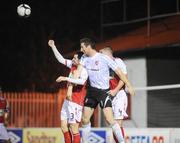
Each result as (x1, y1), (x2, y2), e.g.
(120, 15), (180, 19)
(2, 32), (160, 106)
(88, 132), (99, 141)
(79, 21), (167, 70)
(72, 54), (79, 65)
(80, 43), (88, 55)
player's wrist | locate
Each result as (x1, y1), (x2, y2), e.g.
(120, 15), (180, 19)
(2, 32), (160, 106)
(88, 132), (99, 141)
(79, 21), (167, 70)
(51, 46), (56, 49)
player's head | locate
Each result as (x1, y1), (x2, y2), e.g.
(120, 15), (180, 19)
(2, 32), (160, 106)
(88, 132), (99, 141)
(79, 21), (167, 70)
(72, 51), (83, 65)
(80, 38), (95, 55)
(99, 46), (113, 58)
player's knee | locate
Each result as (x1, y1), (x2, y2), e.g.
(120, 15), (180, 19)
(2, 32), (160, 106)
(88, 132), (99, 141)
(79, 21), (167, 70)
(104, 116), (114, 125)
(69, 124), (79, 134)
(117, 119), (123, 127)
(82, 115), (90, 125)
(60, 123), (69, 132)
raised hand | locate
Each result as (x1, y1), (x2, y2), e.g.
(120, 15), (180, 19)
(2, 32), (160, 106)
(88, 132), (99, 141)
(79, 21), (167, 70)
(48, 40), (55, 48)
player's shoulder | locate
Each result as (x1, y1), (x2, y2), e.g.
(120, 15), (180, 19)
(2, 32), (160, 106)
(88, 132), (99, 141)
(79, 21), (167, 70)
(80, 54), (88, 62)
(114, 57), (125, 63)
(81, 54), (87, 59)
(98, 52), (111, 60)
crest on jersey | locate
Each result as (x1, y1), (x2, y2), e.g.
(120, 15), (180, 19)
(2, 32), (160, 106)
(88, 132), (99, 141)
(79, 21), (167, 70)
(95, 61), (99, 65)
(85, 98), (88, 103)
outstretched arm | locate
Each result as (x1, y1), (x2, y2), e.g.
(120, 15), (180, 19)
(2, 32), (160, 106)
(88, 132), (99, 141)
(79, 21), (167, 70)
(48, 40), (67, 65)
(56, 76), (86, 85)
(56, 68), (88, 85)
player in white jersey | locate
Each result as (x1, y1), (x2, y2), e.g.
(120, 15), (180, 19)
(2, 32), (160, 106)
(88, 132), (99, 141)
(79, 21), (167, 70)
(100, 47), (129, 143)
(48, 40), (88, 143)
(80, 38), (135, 143)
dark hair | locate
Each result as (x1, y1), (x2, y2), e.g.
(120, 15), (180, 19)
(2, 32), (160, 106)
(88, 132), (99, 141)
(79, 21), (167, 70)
(76, 51), (84, 59)
(80, 38), (96, 49)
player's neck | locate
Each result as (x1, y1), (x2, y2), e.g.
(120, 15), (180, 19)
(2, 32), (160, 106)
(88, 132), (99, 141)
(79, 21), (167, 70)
(89, 49), (97, 57)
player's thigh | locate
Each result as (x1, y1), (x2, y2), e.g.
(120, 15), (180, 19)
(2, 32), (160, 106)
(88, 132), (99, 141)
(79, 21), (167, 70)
(82, 106), (94, 124)
(69, 123), (79, 134)
(117, 91), (128, 110)
(113, 91), (127, 110)
(60, 120), (69, 132)
(73, 103), (83, 123)
(115, 119), (123, 127)
(67, 101), (83, 124)
(113, 92), (128, 119)
(102, 107), (114, 125)
(60, 100), (68, 121)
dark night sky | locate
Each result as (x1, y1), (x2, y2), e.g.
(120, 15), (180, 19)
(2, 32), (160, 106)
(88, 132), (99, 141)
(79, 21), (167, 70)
(0, 0), (177, 92)
(0, 0), (100, 92)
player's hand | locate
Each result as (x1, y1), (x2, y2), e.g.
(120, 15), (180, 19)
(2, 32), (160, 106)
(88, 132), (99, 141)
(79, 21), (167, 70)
(66, 95), (72, 100)
(128, 86), (135, 96)
(56, 76), (67, 82)
(107, 89), (117, 97)
(48, 40), (55, 48)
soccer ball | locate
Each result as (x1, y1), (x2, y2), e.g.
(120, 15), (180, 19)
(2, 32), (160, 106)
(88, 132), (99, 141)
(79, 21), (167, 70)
(17, 4), (31, 17)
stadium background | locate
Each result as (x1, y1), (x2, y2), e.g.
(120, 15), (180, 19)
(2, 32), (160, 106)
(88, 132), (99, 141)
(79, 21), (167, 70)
(0, 0), (180, 142)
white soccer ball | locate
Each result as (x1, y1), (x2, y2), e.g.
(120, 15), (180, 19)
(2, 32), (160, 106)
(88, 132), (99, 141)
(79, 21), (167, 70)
(17, 4), (31, 17)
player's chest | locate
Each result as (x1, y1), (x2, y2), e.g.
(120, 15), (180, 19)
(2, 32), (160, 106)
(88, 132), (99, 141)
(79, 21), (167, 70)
(85, 59), (102, 71)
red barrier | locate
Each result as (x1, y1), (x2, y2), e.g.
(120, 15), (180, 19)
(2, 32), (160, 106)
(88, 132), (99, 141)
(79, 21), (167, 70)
(2, 89), (67, 127)
(1, 89), (129, 127)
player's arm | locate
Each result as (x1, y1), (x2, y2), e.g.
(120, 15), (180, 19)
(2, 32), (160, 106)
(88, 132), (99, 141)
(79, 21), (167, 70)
(48, 40), (71, 67)
(56, 68), (88, 85)
(109, 59), (128, 96)
(4, 112), (10, 126)
(56, 77), (86, 85)
(108, 76), (126, 96)
(105, 55), (135, 96)
(114, 68), (135, 96)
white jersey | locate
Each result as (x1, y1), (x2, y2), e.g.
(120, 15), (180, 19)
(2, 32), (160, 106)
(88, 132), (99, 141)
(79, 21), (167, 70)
(80, 53), (118, 89)
(114, 58), (127, 75)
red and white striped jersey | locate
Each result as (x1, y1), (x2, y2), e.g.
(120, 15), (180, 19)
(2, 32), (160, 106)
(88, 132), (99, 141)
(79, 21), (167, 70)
(69, 65), (87, 106)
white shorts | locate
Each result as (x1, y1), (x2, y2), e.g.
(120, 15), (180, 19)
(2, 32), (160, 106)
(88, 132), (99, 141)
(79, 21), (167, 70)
(112, 90), (128, 120)
(60, 99), (83, 124)
(0, 123), (9, 141)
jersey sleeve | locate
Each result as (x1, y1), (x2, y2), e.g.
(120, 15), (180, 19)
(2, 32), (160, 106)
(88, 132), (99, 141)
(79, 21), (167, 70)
(66, 68), (88, 85)
(51, 46), (72, 68)
(80, 54), (87, 67)
(116, 58), (127, 74)
(102, 54), (118, 71)
(65, 59), (73, 68)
